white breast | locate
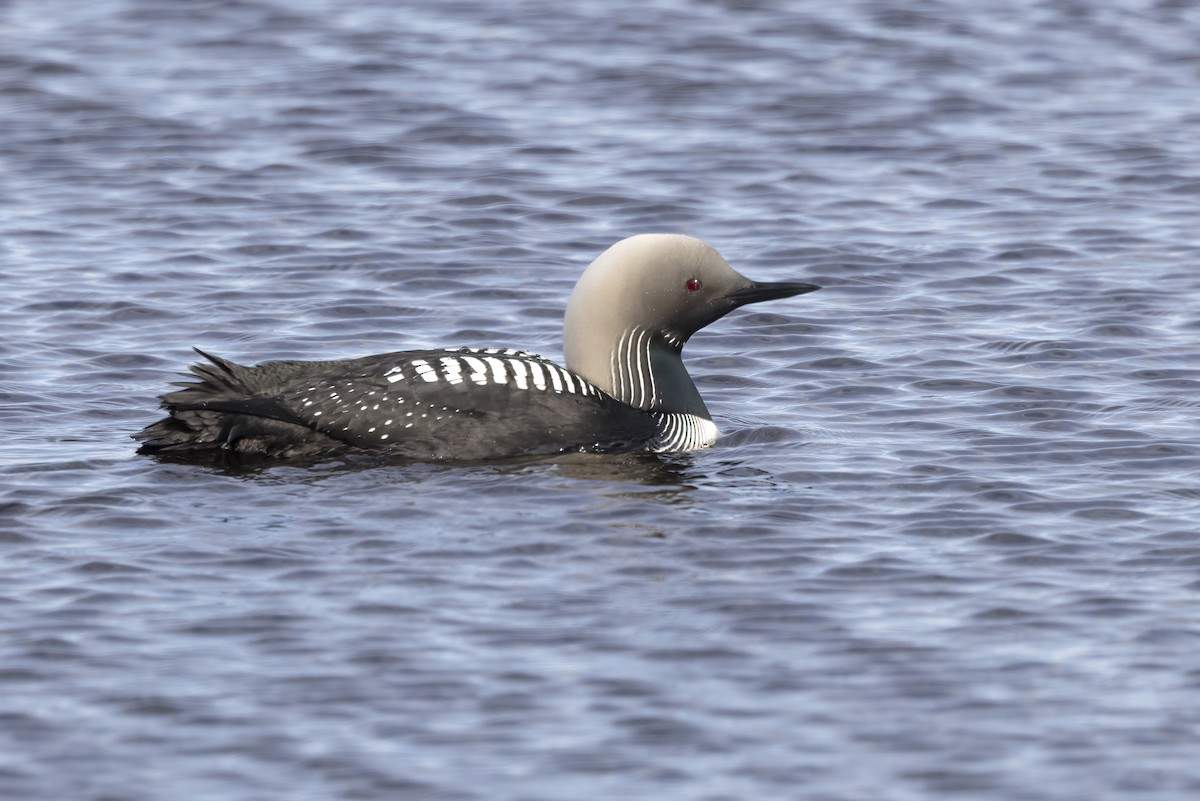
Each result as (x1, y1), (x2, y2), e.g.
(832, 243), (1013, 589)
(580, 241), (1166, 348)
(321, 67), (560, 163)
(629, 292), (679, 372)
(650, 413), (721, 452)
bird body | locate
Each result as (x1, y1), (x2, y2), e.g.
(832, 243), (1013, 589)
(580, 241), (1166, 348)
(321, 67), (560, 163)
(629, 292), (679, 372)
(135, 235), (818, 462)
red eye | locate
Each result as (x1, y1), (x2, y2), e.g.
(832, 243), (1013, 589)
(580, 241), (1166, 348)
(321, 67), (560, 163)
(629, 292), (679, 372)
(685, 278), (702, 292)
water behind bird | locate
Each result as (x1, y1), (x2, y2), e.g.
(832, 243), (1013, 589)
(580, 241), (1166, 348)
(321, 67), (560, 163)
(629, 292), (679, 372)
(2, 0), (1199, 799)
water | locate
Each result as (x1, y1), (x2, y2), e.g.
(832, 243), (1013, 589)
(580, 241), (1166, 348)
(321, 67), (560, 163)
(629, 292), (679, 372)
(3, 0), (1200, 798)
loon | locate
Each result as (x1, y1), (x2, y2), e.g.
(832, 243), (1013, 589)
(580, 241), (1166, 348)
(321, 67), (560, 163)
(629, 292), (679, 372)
(135, 234), (820, 462)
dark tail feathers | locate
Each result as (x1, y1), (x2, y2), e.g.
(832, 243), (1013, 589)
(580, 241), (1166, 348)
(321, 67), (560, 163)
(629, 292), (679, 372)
(134, 349), (335, 458)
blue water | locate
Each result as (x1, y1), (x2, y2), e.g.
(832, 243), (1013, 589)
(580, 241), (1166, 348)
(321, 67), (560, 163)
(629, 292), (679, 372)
(3, 1), (1200, 799)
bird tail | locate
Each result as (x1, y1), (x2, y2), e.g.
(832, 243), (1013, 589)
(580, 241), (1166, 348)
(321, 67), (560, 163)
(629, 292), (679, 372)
(134, 349), (271, 453)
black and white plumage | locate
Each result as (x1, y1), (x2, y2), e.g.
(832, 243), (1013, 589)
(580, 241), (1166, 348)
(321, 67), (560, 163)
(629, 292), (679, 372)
(135, 234), (820, 462)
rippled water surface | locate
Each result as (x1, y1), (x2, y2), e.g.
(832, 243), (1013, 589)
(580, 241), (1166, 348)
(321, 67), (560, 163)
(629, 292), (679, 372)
(4, 1), (1200, 799)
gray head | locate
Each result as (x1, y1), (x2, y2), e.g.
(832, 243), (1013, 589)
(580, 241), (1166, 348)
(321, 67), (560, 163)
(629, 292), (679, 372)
(563, 234), (819, 418)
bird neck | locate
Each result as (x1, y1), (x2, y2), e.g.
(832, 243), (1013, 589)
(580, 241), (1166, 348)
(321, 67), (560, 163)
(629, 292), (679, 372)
(565, 326), (711, 419)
